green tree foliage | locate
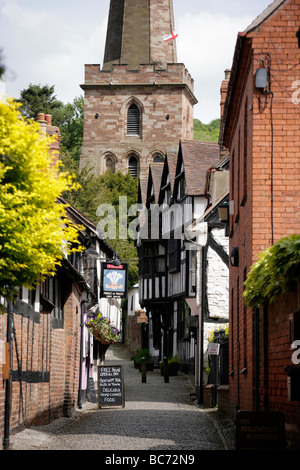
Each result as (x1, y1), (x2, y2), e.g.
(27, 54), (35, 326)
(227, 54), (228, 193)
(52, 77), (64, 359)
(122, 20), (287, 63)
(193, 118), (220, 142)
(62, 164), (139, 289)
(53, 96), (84, 165)
(243, 234), (300, 309)
(95, 170), (139, 289)
(18, 83), (63, 120)
(18, 85), (84, 165)
(0, 98), (82, 301)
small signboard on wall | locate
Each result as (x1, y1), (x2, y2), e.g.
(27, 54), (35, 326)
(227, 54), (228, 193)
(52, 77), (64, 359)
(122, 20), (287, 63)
(207, 342), (220, 356)
(236, 411), (285, 450)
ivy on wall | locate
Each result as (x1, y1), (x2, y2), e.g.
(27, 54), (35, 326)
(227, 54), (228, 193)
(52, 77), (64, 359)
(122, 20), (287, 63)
(243, 234), (300, 309)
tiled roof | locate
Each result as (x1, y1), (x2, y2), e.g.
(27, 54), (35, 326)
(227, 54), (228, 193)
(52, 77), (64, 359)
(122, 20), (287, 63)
(165, 151), (178, 189)
(243, 0), (286, 34)
(149, 163), (164, 202)
(180, 140), (220, 195)
(138, 177), (148, 205)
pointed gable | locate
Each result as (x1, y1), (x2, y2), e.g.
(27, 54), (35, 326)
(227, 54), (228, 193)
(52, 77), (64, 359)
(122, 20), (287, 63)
(175, 141), (220, 198)
(146, 163), (164, 207)
(158, 151), (178, 205)
(138, 177), (148, 206)
(243, 0), (286, 34)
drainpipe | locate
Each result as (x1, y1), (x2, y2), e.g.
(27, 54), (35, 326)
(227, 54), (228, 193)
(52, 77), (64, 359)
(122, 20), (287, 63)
(254, 307), (260, 411)
(3, 301), (13, 450)
(198, 246), (206, 404)
(78, 296), (90, 409)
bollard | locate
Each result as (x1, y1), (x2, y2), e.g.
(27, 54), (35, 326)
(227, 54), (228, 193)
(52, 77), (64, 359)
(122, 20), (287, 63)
(163, 356), (169, 383)
(141, 357), (147, 383)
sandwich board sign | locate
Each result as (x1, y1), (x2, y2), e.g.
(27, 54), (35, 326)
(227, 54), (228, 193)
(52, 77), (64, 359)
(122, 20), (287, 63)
(98, 365), (125, 408)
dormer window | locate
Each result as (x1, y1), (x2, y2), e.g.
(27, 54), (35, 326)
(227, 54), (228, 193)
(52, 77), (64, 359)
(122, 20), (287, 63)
(127, 103), (140, 136)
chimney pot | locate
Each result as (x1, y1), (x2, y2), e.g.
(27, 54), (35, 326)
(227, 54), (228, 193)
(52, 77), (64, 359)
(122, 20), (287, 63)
(38, 113), (45, 122)
(224, 69), (231, 80)
(45, 114), (52, 126)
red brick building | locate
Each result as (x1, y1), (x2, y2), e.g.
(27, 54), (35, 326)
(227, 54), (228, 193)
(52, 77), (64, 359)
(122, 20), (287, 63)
(219, 0), (300, 448)
(0, 114), (119, 449)
(79, 0), (197, 179)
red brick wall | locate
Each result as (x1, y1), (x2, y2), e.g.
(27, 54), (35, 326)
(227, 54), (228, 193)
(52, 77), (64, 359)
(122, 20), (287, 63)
(228, 0), (300, 423)
(0, 282), (81, 442)
(228, 59), (255, 415)
(260, 283), (300, 448)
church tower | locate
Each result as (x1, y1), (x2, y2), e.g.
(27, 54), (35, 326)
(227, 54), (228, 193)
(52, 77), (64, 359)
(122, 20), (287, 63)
(80, 0), (197, 179)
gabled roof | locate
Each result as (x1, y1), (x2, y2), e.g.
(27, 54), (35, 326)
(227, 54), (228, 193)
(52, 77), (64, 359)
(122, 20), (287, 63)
(57, 197), (116, 257)
(165, 151), (178, 189)
(219, 0), (288, 147)
(146, 163), (164, 205)
(243, 0), (286, 34)
(149, 163), (164, 203)
(158, 151), (178, 204)
(138, 177), (148, 206)
(177, 140), (220, 196)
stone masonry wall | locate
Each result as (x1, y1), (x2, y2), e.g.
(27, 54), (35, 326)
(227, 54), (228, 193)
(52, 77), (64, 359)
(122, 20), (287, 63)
(80, 64), (196, 177)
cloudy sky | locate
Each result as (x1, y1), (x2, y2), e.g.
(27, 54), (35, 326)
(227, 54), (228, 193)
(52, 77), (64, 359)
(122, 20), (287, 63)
(0, 0), (273, 123)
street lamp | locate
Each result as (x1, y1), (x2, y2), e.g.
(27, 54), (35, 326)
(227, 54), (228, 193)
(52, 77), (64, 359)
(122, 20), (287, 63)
(84, 248), (121, 266)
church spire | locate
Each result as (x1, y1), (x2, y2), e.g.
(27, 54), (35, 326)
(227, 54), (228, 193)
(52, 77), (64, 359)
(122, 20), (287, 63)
(103, 0), (177, 70)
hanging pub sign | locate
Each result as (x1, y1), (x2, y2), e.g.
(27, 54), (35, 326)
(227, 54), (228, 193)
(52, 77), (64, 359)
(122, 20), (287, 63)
(100, 262), (128, 299)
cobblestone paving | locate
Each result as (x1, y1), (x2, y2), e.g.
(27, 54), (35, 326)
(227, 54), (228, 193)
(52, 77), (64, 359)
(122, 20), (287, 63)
(9, 343), (236, 451)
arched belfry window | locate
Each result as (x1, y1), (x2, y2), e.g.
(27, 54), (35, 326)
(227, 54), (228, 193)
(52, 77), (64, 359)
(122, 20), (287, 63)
(153, 154), (164, 163)
(127, 103), (141, 136)
(106, 157), (115, 173)
(128, 155), (139, 179)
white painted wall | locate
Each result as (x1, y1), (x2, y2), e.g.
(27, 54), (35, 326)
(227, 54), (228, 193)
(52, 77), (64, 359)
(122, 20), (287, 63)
(206, 228), (229, 320)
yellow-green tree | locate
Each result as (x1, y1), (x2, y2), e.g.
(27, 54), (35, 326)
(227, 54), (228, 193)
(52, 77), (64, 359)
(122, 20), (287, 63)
(0, 98), (82, 301)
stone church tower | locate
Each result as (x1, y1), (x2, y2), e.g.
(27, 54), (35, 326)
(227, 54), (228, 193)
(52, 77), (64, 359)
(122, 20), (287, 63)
(79, 0), (197, 179)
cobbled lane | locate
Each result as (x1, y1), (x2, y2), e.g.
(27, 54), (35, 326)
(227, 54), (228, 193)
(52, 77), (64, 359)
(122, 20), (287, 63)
(9, 343), (235, 451)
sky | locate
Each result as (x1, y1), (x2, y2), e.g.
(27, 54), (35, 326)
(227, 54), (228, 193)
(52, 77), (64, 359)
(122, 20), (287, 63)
(0, 0), (273, 123)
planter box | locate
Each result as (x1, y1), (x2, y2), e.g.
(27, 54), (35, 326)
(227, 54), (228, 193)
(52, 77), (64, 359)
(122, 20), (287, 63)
(160, 363), (180, 376)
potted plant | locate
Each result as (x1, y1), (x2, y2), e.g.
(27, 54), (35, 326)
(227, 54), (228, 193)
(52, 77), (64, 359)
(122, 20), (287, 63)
(133, 348), (154, 371)
(160, 356), (180, 376)
(85, 311), (120, 345)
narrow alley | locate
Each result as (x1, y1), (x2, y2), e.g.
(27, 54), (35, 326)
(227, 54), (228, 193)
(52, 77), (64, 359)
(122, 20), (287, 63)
(9, 343), (235, 452)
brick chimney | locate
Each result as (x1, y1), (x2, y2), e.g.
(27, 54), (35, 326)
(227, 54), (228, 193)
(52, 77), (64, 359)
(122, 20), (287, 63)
(220, 69), (231, 120)
(37, 112), (47, 135)
(37, 112), (61, 166)
(45, 114), (52, 126)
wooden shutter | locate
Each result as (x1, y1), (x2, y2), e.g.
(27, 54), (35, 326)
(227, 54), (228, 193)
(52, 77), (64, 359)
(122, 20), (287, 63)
(127, 104), (140, 136)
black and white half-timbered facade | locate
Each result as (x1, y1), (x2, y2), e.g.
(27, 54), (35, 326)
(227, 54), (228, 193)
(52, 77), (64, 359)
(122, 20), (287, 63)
(137, 140), (229, 380)
(184, 152), (230, 400)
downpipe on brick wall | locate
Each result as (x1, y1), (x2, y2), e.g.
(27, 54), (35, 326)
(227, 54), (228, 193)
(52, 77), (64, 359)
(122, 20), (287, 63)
(3, 301), (13, 450)
(78, 294), (90, 409)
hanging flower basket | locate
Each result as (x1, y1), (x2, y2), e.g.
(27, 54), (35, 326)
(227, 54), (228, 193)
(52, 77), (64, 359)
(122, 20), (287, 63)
(90, 326), (112, 345)
(85, 311), (120, 345)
